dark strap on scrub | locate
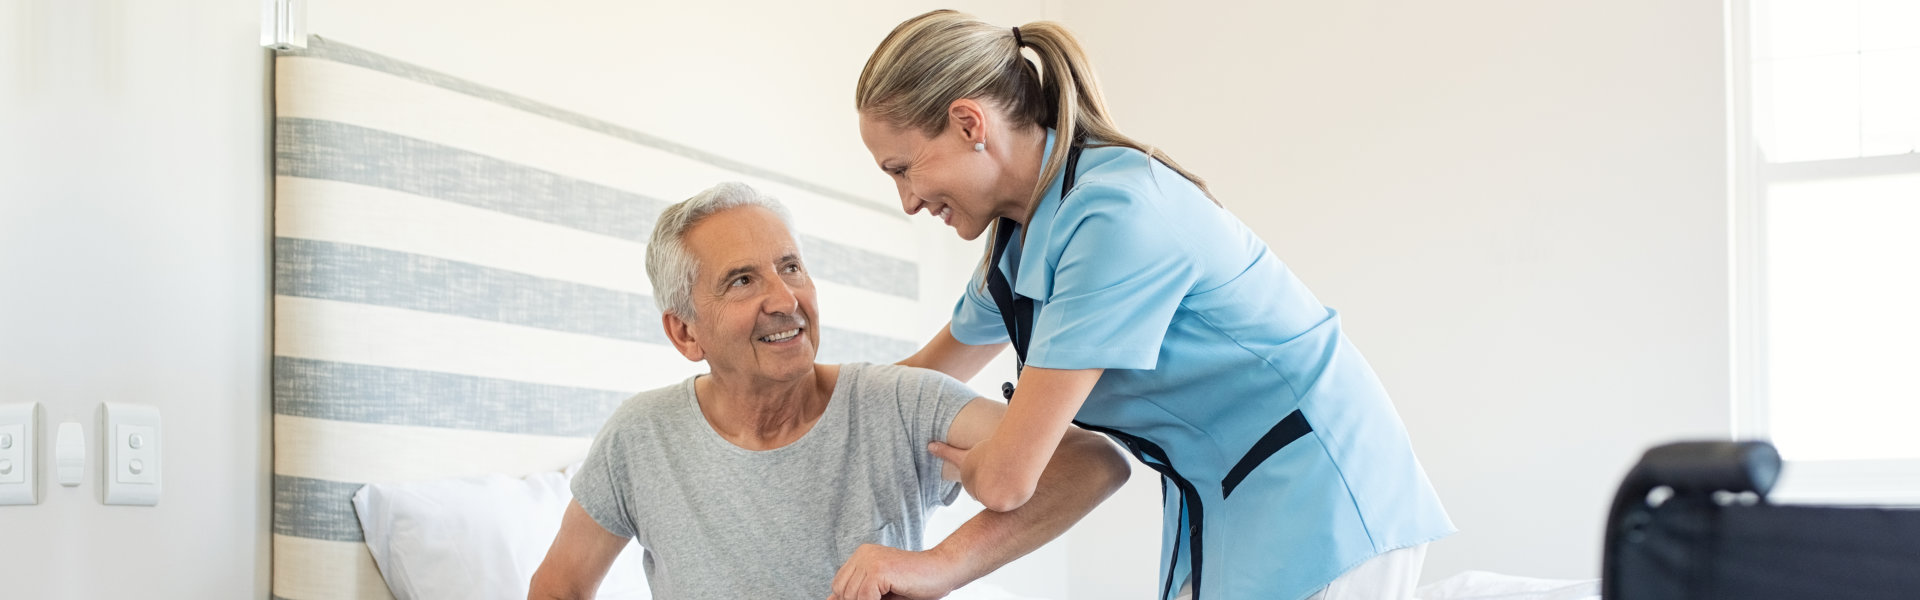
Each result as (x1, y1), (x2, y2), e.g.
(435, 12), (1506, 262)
(986, 140), (1084, 400)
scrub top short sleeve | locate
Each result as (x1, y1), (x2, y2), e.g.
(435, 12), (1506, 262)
(1026, 182), (1202, 371)
(948, 261), (1012, 346)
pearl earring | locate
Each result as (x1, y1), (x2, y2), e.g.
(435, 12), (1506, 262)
(974, 142), (986, 152)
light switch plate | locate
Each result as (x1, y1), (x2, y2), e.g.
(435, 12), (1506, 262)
(102, 403), (161, 506)
(0, 403), (39, 505)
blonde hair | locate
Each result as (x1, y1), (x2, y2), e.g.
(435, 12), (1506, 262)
(856, 9), (1214, 236)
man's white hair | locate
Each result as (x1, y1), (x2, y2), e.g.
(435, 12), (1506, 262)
(645, 182), (799, 322)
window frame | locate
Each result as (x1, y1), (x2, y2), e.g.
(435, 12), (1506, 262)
(1729, 0), (1920, 506)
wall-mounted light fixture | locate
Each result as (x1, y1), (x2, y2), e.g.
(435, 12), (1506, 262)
(262, 0), (307, 50)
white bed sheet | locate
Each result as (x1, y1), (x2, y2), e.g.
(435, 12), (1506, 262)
(1415, 570), (1601, 600)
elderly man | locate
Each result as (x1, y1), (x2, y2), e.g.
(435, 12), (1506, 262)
(529, 182), (1130, 600)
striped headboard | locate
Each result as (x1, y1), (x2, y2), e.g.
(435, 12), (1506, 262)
(271, 37), (930, 600)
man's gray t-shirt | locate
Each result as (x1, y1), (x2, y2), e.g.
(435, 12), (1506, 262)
(571, 362), (979, 599)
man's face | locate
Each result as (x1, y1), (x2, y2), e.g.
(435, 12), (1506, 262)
(670, 205), (821, 384)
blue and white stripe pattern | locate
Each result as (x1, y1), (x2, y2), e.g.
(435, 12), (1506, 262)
(271, 37), (926, 599)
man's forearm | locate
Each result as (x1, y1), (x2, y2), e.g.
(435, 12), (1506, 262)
(527, 566), (588, 600)
(929, 428), (1130, 581)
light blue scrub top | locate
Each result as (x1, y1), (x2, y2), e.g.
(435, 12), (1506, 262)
(951, 131), (1455, 600)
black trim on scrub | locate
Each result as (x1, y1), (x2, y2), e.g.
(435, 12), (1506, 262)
(985, 217), (1031, 389)
(988, 137), (1084, 391)
(1222, 409), (1312, 498)
(982, 137), (1217, 598)
(1075, 420), (1205, 600)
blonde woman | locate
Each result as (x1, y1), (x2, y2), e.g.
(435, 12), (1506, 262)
(852, 10), (1454, 600)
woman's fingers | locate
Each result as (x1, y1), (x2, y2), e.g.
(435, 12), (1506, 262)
(928, 441), (969, 481)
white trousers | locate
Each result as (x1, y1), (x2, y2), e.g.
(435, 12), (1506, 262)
(1173, 543), (1428, 600)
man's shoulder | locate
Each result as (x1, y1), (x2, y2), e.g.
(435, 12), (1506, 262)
(837, 363), (982, 412)
(598, 375), (697, 433)
(839, 362), (959, 394)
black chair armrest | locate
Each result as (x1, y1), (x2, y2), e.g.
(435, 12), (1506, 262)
(1602, 441), (1780, 599)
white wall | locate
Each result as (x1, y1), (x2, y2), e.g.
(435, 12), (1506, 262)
(1, 0), (1740, 596)
(1053, 0), (1734, 585)
(0, 0), (272, 598)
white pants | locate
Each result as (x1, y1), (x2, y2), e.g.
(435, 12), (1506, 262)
(1173, 543), (1428, 600)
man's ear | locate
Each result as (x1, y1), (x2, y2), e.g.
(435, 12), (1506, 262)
(662, 312), (705, 362)
(947, 98), (987, 143)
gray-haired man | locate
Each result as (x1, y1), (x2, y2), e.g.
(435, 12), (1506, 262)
(529, 182), (1129, 600)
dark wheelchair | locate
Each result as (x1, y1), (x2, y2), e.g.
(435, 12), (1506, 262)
(1603, 441), (1920, 599)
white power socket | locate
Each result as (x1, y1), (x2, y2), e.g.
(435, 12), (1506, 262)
(103, 403), (161, 506)
(0, 403), (38, 505)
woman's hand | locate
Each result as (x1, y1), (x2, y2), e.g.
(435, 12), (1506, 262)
(928, 441), (969, 482)
(930, 437), (1017, 513)
(945, 367), (1105, 512)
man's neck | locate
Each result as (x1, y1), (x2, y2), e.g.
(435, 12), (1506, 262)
(694, 364), (838, 451)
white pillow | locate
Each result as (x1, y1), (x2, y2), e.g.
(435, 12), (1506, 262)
(353, 465), (651, 600)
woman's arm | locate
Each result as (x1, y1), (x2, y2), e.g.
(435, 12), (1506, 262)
(827, 397), (1129, 600)
(896, 322), (1008, 383)
(956, 366), (1105, 512)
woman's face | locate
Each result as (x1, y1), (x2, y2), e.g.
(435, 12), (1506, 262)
(858, 110), (1008, 241)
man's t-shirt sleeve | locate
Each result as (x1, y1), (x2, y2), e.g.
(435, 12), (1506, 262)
(570, 417), (639, 540)
(900, 366), (978, 509)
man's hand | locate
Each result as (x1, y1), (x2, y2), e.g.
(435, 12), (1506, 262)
(827, 544), (965, 600)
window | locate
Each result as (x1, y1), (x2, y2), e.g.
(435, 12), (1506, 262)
(1733, 0), (1920, 504)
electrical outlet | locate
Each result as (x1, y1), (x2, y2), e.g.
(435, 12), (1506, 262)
(0, 403), (40, 505)
(103, 403), (160, 506)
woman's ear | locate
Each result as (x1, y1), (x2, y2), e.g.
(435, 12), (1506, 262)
(948, 98), (987, 142)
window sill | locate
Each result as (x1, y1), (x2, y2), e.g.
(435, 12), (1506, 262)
(1769, 458), (1920, 507)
